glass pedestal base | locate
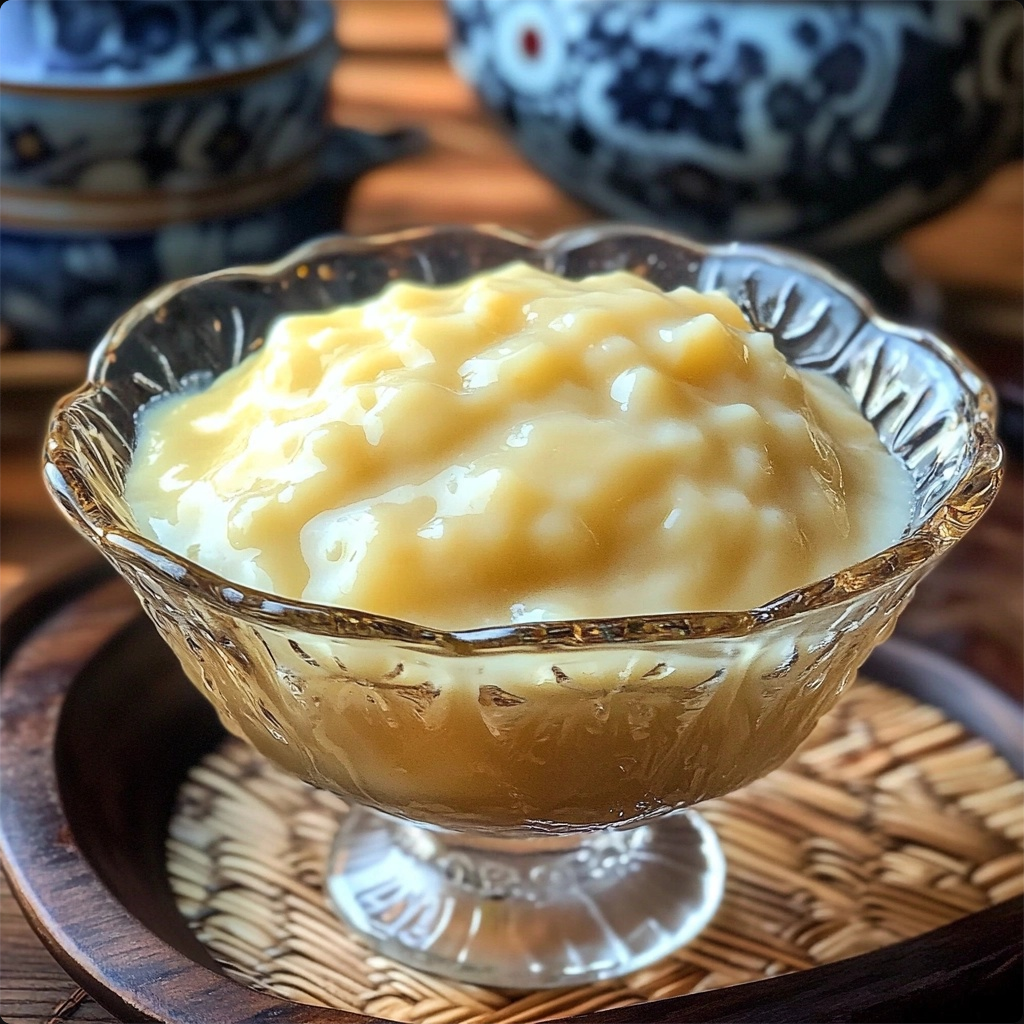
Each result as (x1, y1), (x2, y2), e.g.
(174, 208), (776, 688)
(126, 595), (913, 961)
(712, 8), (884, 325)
(326, 807), (725, 989)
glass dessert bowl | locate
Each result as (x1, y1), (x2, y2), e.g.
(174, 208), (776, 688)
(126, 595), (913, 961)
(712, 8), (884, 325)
(43, 225), (1002, 989)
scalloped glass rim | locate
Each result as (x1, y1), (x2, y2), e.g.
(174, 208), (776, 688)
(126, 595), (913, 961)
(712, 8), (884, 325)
(43, 224), (1003, 650)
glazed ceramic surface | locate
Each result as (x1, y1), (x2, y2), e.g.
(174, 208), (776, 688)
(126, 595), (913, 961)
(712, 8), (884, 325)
(1, 46), (337, 193)
(1, 178), (338, 352)
(449, 0), (1023, 249)
(0, 0), (331, 85)
(0, 127), (421, 350)
(0, 1), (427, 350)
(0, 0), (336, 192)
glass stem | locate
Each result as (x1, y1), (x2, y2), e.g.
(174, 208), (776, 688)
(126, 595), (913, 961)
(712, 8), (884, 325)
(326, 805), (725, 988)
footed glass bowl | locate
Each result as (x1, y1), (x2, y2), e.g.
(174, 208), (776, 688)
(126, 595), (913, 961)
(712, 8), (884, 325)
(43, 225), (1002, 988)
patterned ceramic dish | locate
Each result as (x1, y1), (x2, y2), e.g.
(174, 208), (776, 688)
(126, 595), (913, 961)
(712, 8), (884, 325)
(0, 0), (425, 350)
(449, 1), (1023, 250)
(43, 225), (1002, 988)
(0, 126), (421, 351)
(0, 0), (337, 193)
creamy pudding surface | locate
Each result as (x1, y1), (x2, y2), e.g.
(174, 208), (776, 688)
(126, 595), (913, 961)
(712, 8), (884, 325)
(126, 263), (911, 628)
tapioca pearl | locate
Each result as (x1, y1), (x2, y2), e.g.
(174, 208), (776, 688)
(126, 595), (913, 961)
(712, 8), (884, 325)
(255, 331), (340, 393)
(745, 328), (779, 360)
(654, 313), (750, 385)
(730, 443), (773, 493)
(758, 503), (799, 545)
(463, 276), (541, 337)
(743, 505), (803, 572)
(352, 381), (470, 465)
(700, 487), (761, 578)
(302, 501), (391, 592)
(529, 506), (601, 562)
(608, 364), (682, 417)
(481, 338), (571, 400)
(604, 481), (674, 546)
(648, 417), (706, 456)
(581, 333), (646, 382)
(671, 287), (754, 332)
(745, 549), (811, 607)
(709, 401), (770, 448)
(771, 406), (814, 449)
(419, 485), (528, 572)
(318, 338), (404, 387)
(533, 290), (670, 352)
(568, 447), (669, 527)
(784, 371), (813, 415)
(396, 312), (496, 373)
(662, 502), (721, 579)
(709, 484), (757, 523)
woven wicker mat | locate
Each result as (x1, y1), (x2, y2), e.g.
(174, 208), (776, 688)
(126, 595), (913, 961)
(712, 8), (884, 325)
(167, 680), (1024, 1023)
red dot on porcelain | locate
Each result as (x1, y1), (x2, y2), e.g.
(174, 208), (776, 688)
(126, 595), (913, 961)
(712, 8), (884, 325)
(522, 27), (541, 58)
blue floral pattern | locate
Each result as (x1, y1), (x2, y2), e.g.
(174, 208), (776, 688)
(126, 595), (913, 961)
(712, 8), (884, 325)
(449, 0), (1023, 248)
(1, 177), (342, 351)
(0, 1), (347, 350)
(0, 0), (329, 85)
(0, 0), (336, 193)
(0, 124), (424, 351)
(2, 42), (336, 191)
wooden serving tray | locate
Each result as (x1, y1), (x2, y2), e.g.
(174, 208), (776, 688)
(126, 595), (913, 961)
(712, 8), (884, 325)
(1, 563), (1021, 1024)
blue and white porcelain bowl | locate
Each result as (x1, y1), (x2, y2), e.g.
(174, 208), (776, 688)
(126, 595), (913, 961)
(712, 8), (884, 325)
(0, 0), (337, 193)
(0, 1), (424, 350)
(0, 128), (422, 351)
(449, 0), (1023, 250)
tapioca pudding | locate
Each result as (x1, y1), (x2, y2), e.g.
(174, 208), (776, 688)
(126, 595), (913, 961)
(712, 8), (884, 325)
(125, 262), (912, 629)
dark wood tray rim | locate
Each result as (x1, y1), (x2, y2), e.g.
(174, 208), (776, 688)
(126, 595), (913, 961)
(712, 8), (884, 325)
(1, 562), (1021, 1024)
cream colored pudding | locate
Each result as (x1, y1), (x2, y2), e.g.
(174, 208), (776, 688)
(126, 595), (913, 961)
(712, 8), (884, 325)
(126, 263), (911, 629)
(120, 262), (918, 829)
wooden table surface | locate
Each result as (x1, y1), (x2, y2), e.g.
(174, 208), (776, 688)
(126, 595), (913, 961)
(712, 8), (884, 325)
(2, 4), (1021, 1022)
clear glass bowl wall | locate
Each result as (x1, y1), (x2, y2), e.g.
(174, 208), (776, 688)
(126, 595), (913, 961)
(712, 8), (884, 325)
(44, 226), (1002, 836)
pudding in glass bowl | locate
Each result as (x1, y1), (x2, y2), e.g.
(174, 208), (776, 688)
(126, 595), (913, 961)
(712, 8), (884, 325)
(122, 259), (914, 826)
(44, 225), (1002, 988)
